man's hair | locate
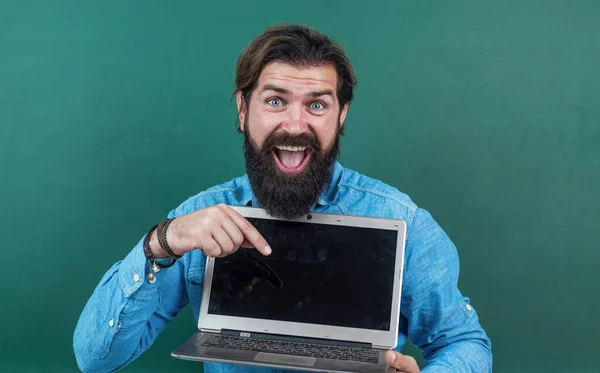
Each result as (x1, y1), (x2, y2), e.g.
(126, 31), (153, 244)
(234, 23), (357, 113)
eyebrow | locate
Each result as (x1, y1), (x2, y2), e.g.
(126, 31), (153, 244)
(307, 89), (335, 99)
(261, 84), (289, 95)
(260, 84), (335, 100)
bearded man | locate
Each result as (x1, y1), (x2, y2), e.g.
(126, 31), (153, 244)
(74, 24), (492, 373)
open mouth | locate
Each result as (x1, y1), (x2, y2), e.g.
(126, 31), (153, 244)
(271, 145), (313, 174)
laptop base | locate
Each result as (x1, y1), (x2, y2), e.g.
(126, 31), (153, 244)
(171, 331), (393, 373)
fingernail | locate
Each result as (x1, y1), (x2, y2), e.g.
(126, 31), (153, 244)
(264, 246), (272, 255)
(389, 352), (396, 363)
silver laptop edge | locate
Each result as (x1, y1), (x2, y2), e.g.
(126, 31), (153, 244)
(197, 206), (407, 350)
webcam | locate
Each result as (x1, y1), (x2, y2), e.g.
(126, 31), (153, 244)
(307, 214), (312, 220)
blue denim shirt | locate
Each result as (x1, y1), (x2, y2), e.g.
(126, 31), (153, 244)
(73, 162), (492, 373)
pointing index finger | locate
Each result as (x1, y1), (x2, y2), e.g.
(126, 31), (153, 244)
(225, 207), (271, 256)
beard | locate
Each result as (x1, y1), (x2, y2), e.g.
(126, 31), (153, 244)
(243, 124), (340, 219)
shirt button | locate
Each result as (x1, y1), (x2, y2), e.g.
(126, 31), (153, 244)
(466, 304), (473, 311)
(109, 319), (115, 327)
(133, 273), (140, 282)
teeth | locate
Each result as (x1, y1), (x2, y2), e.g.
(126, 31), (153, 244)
(275, 145), (307, 152)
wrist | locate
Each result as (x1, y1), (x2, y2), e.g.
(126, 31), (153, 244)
(148, 229), (169, 258)
(164, 217), (187, 257)
(157, 218), (182, 259)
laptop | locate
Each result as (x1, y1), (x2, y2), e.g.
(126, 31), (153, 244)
(172, 206), (406, 373)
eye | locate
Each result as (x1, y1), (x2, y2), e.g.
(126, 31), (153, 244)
(267, 98), (284, 107)
(310, 101), (325, 111)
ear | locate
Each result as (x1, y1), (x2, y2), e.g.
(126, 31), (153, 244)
(339, 103), (349, 130)
(236, 91), (247, 132)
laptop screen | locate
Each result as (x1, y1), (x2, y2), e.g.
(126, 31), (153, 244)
(207, 217), (398, 331)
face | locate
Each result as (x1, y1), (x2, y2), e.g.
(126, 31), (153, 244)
(237, 62), (349, 219)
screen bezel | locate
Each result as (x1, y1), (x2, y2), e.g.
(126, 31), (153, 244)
(198, 206), (406, 349)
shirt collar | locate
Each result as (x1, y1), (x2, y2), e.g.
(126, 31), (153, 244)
(234, 161), (344, 208)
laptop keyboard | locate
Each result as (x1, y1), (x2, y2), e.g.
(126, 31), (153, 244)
(201, 334), (379, 364)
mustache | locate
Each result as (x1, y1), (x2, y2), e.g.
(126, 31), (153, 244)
(261, 132), (321, 152)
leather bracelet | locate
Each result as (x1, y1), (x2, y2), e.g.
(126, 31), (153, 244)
(143, 223), (176, 271)
(143, 224), (161, 277)
(143, 224), (158, 259)
(157, 218), (182, 259)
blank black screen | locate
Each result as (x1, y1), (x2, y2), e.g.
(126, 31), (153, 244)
(208, 218), (398, 331)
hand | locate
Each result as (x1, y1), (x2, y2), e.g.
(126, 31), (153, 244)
(151, 204), (271, 258)
(385, 350), (420, 373)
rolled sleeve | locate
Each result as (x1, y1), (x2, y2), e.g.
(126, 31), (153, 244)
(117, 238), (155, 298)
(74, 232), (187, 373)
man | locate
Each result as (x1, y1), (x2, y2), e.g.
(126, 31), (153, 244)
(73, 24), (492, 373)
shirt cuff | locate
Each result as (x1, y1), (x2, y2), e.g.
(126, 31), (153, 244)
(117, 235), (176, 298)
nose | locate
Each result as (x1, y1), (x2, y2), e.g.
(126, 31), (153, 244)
(280, 105), (309, 135)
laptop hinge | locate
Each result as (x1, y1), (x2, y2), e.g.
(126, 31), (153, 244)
(200, 328), (221, 333)
(221, 329), (372, 349)
(372, 344), (389, 350)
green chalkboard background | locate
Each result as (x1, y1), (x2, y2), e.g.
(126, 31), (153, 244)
(1, 1), (598, 372)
